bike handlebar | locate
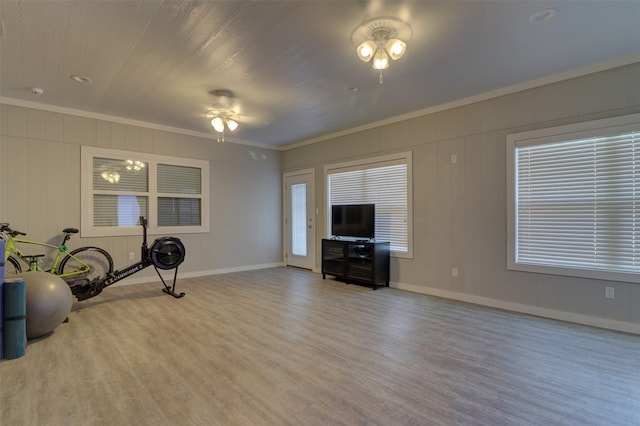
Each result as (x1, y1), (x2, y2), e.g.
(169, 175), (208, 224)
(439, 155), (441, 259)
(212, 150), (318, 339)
(0, 223), (26, 237)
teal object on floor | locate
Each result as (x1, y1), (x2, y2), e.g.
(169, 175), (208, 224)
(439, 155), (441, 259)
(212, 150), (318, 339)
(3, 278), (27, 359)
(0, 240), (4, 359)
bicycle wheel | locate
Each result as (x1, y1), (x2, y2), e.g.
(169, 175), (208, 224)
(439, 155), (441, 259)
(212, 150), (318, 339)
(57, 246), (113, 281)
(5, 255), (23, 275)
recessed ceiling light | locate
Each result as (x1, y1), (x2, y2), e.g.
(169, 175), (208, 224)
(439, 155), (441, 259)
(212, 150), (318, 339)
(70, 74), (92, 84)
(530, 8), (557, 23)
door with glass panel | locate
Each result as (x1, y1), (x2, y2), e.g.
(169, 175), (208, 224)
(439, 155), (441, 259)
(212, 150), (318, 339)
(284, 171), (315, 269)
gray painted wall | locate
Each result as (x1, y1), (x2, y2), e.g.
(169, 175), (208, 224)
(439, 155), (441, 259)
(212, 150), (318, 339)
(283, 63), (640, 330)
(0, 105), (282, 283)
(2, 63), (639, 331)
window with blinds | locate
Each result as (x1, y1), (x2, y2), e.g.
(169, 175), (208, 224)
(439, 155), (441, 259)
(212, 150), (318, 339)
(82, 147), (209, 237)
(507, 114), (640, 282)
(157, 164), (202, 226)
(326, 152), (412, 258)
(92, 156), (150, 227)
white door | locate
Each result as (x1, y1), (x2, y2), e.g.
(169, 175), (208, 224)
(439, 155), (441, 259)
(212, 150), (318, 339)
(284, 170), (315, 269)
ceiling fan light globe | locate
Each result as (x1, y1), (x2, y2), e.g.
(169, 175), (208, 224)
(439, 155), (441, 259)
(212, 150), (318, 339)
(357, 41), (376, 62)
(386, 39), (406, 60)
(226, 119), (239, 131)
(211, 117), (225, 132)
(372, 50), (389, 70)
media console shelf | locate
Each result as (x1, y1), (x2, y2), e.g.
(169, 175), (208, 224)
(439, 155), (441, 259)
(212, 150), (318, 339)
(321, 239), (390, 290)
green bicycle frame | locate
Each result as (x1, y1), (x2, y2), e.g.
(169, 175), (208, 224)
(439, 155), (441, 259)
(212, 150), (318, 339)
(4, 235), (91, 279)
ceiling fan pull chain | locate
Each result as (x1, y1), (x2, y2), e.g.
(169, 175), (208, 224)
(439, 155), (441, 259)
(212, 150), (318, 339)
(379, 70), (384, 85)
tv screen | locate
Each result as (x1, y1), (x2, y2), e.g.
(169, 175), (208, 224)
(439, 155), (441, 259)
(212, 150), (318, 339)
(331, 204), (375, 239)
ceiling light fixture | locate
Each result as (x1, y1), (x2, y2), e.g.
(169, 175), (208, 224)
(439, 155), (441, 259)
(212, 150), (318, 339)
(207, 89), (240, 142)
(207, 113), (238, 142)
(352, 17), (412, 84)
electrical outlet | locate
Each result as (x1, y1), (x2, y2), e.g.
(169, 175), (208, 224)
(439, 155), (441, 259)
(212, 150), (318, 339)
(129, 252), (135, 261)
(605, 286), (615, 299)
(451, 154), (458, 164)
(452, 267), (458, 278)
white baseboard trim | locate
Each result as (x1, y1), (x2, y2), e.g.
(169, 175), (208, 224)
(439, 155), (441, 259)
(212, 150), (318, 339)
(393, 282), (640, 335)
(104, 266), (639, 334)
(111, 262), (285, 287)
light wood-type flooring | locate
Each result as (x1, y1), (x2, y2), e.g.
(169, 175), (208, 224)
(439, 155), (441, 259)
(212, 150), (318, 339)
(1, 267), (639, 425)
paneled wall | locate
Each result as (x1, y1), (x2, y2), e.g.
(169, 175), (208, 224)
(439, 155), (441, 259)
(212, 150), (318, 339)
(283, 63), (640, 332)
(0, 105), (283, 283)
(2, 63), (639, 332)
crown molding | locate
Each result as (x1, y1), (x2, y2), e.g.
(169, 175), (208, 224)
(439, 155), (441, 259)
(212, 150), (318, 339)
(3, 53), (639, 153)
(0, 97), (279, 151)
(284, 54), (640, 151)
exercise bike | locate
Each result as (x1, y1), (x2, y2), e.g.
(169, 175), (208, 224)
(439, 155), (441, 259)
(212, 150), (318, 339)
(72, 216), (186, 301)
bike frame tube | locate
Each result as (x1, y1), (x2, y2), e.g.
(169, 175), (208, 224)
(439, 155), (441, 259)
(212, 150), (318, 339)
(2, 236), (17, 260)
(3, 236), (92, 278)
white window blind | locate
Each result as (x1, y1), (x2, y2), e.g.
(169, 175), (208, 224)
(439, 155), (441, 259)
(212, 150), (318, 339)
(511, 125), (640, 280)
(157, 164), (202, 226)
(326, 153), (411, 256)
(93, 157), (149, 227)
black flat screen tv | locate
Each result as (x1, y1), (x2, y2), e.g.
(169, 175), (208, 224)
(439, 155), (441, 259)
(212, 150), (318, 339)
(331, 204), (375, 239)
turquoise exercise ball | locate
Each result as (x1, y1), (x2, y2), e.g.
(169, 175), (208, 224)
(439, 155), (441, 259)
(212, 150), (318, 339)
(15, 271), (73, 339)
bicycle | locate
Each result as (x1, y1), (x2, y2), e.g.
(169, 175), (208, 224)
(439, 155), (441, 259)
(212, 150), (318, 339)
(1, 223), (114, 286)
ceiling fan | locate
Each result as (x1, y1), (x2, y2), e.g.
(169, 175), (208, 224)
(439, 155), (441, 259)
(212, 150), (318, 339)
(206, 89), (271, 142)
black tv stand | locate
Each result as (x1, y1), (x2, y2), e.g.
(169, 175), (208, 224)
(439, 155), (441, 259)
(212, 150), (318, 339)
(321, 239), (390, 290)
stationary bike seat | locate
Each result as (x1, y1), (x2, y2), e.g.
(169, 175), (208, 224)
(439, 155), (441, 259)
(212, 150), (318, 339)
(63, 228), (79, 234)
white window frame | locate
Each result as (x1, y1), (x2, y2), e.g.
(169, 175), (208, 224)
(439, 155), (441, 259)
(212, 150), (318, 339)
(81, 146), (209, 237)
(324, 151), (413, 259)
(507, 113), (640, 282)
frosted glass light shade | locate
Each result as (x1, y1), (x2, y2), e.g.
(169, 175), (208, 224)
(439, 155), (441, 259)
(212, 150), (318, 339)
(386, 39), (406, 60)
(226, 119), (238, 131)
(356, 40), (377, 62)
(372, 50), (389, 70)
(211, 117), (225, 132)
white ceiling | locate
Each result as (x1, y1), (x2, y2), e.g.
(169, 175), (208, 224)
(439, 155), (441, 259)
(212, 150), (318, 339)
(1, 1), (639, 148)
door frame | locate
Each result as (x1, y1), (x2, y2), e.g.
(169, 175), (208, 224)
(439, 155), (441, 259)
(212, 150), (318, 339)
(282, 168), (316, 270)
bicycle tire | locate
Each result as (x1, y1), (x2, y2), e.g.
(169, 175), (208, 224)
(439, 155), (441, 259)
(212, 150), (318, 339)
(57, 246), (114, 281)
(5, 255), (22, 275)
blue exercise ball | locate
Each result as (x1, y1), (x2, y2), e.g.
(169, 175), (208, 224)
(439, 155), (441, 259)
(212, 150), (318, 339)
(15, 271), (73, 339)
